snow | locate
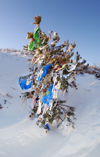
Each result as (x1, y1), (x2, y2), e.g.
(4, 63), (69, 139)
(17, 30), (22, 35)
(0, 50), (100, 157)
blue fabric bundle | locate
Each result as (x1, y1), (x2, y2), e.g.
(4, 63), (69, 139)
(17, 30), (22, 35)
(44, 124), (50, 131)
(38, 64), (52, 81)
(42, 85), (53, 106)
(18, 77), (34, 90)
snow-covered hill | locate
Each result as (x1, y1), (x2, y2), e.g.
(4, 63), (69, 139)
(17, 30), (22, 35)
(0, 50), (100, 157)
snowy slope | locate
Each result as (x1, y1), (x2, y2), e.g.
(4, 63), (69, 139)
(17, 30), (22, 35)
(0, 50), (100, 157)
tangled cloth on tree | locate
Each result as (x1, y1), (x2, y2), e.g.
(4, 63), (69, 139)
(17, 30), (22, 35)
(42, 85), (53, 106)
(44, 124), (50, 131)
(38, 64), (52, 81)
(28, 28), (42, 51)
(18, 77), (34, 90)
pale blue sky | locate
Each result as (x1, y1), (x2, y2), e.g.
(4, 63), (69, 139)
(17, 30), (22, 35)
(0, 0), (100, 65)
